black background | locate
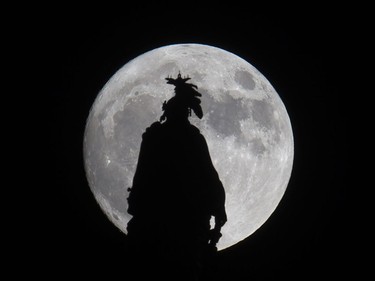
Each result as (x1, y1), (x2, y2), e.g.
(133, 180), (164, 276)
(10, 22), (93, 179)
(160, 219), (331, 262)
(14, 3), (361, 280)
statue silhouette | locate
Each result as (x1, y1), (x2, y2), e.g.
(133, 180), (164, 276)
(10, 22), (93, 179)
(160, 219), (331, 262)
(126, 72), (227, 280)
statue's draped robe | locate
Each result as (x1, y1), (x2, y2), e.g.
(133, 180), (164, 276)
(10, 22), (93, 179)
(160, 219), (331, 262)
(127, 121), (226, 276)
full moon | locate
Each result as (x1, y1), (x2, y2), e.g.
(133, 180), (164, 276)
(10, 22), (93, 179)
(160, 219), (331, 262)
(83, 43), (294, 250)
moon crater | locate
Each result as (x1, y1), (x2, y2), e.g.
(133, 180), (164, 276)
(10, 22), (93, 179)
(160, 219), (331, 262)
(235, 70), (256, 90)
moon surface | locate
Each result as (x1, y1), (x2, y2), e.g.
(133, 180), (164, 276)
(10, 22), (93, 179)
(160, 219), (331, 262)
(83, 43), (294, 250)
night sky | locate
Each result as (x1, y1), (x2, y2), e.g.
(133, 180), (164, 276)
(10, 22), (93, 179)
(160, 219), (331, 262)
(15, 3), (359, 280)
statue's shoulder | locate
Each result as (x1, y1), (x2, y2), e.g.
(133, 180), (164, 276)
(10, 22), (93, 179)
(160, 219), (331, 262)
(188, 123), (201, 135)
(142, 121), (162, 138)
(148, 121), (163, 131)
(188, 123), (206, 142)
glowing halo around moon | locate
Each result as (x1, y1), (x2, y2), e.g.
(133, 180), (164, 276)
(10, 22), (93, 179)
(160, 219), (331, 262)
(83, 43), (294, 250)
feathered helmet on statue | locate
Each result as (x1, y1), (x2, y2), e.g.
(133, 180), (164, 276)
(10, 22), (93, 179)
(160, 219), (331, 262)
(160, 72), (203, 122)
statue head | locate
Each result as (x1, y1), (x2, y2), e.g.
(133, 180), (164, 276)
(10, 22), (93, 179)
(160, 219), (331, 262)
(160, 72), (203, 123)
